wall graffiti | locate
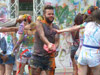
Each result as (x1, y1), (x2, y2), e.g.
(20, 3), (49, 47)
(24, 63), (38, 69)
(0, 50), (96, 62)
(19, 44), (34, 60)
(96, 0), (100, 7)
(0, 0), (9, 19)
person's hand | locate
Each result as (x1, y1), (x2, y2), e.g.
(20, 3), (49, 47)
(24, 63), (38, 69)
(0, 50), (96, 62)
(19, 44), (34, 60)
(11, 49), (16, 57)
(11, 52), (15, 57)
(17, 15), (24, 23)
(47, 43), (54, 51)
(48, 43), (56, 52)
(1, 55), (8, 63)
(52, 29), (62, 34)
(44, 43), (56, 53)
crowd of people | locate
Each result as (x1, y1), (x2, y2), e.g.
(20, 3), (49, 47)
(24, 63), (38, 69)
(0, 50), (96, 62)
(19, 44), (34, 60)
(0, 5), (100, 75)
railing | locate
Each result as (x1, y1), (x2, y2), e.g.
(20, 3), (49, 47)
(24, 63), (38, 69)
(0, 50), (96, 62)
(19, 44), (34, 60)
(33, 0), (44, 22)
(10, 0), (19, 18)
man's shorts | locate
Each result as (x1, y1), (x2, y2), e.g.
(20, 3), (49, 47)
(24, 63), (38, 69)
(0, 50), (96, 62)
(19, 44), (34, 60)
(30, 55), (55, 70)
(49, 53), (56, 70)
(0, 55), (15, 64)
(78, 46), (100, 67)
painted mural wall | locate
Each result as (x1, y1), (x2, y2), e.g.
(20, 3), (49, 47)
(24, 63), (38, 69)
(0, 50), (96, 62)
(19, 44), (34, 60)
(45, 0), (97, 69)
(0, 0), (10, 19)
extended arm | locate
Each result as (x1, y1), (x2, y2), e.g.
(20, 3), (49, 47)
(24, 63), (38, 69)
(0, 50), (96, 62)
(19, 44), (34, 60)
(13, 33), (23, 52)
(55, 25), (84, 33)
(0, 27), (18, 32)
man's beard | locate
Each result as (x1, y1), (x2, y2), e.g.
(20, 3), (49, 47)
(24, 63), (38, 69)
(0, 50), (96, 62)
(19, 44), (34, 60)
(45, 17), (54, 24)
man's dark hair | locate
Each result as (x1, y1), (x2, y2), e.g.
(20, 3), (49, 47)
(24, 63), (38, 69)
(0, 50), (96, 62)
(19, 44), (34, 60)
(43, 5), (54, 14)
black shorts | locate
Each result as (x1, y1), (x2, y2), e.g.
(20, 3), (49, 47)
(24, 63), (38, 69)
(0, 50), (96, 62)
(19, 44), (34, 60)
(30, 55), (52, 70)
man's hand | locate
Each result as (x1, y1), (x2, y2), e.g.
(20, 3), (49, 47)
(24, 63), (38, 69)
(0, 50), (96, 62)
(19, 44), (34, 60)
(48, 43), (56, 52)
(1, 55), (8, 63)
(48, 43), (55, 51)
(43, 43), (56, 53)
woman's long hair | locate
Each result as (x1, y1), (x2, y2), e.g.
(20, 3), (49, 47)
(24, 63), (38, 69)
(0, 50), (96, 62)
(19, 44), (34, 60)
(91, 9), (100, 24)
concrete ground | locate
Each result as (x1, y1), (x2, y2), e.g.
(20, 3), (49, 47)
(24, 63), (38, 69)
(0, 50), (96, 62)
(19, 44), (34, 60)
(24, 65), (73, 75)
(55, 68), (73, 75)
